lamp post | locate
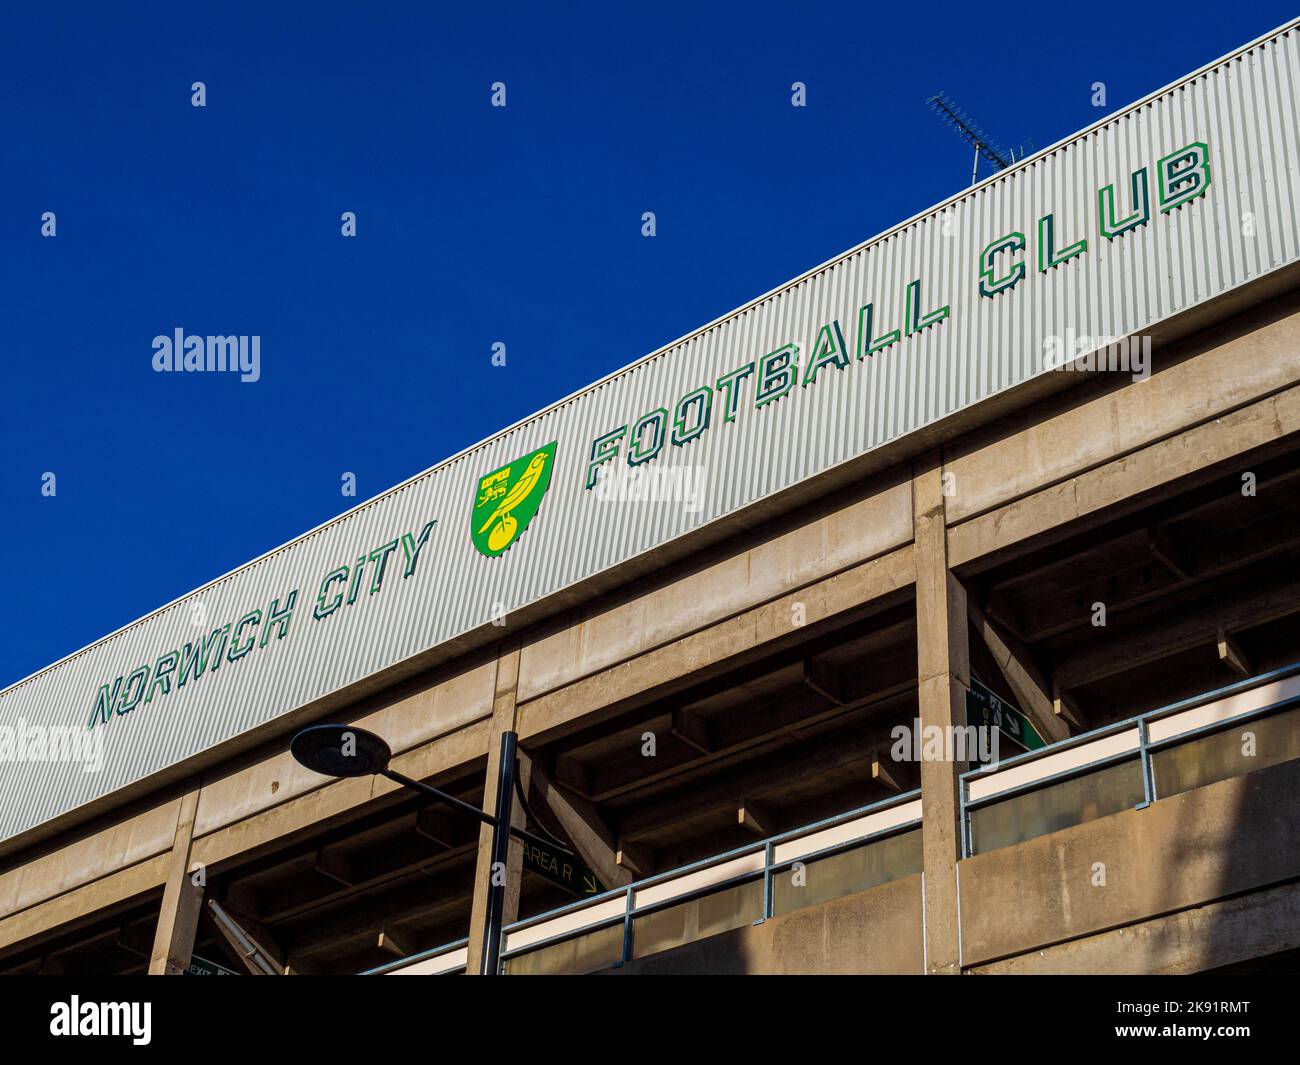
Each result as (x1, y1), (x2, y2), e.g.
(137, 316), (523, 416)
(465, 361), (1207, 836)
(289, 723), (569, 975)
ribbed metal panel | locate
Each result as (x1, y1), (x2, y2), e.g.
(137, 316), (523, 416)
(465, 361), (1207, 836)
(3, 21), (1299, 845)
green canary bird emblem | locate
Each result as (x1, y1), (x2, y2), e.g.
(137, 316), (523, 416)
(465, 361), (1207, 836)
(470, 442), (557, 557)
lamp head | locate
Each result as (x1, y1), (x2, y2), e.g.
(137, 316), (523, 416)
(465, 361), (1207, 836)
(290, 724), (391, 778)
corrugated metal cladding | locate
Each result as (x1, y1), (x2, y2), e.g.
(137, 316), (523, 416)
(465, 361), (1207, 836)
(3, 22), (1299, 846)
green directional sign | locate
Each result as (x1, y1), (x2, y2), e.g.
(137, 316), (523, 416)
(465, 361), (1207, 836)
(966, 677), (1045, 761)
(186, 954), (239, 976)
(521, 839), (603, 898)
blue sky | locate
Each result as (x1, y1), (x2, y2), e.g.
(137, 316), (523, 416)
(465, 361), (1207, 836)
(1, 1), (1292, 688)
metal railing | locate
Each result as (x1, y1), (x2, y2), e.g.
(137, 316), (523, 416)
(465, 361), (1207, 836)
(364, 664), (1300, 974)
(361, 937), (469, 976)
(959, 662), (1300, 858)
(363, 789), (921, 975)
(494, 788), (922, 974)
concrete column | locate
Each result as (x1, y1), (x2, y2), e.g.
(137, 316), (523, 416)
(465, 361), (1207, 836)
(912, 453), (969, 974)
(464, 643), (528, 974)
(148, 787), (203, 975)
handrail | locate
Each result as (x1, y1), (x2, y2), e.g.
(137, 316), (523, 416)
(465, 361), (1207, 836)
(365, 664), (1300, 974)
(497, 787), (923, 972)
(362, 937), (469, 976)
(366, 788), (923, 975)
(959, 661), (1300, 856)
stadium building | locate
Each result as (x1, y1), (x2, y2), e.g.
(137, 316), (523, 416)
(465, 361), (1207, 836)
(2, 20), (1299, 976)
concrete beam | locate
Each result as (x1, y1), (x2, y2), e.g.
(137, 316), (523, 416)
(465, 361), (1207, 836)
(949, 383), (1300, 572)
(517, 477), (914, 705)
(1146, 526), (1190, 580)
(585, 684), (881, 804)
(871, 757), (904, 792)
(912, 454), (968, 975)
(802, 659), (847, 705)
(671, 708), (712, 754)
(286, 874), (472, 960)
(738, 800), (775, 836)
(615, 840), (655, 879)
(554, 753), (592, 796)
(526, 755), (632, 890)
(313, 847), (354, 887)
(967, 597), (1069, 743)
(1054, 573), (1300, 691)
(617, 726), (881, 838)
(465, 646), (525, 975)
(0, 853), (170, 960)
(416, 804), (479, 850)
(517, 545), (916, 745)
(943, 296), (1300, 529)
(1217, 628), (1252, 678)
(1052, 681), (1085, 731)
(0, 797), (182, 923)
(377, 927), (412, 958)
(148, 788), (203, 976)
(189, 716), (491, 873)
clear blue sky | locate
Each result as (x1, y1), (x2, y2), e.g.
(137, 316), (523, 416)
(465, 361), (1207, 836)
(1, 1), (1291, 688)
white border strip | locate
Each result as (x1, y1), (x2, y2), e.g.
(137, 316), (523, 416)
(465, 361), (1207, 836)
(633, 851), (766, 909)
(503, 895), (627, 954)
(386, 944), (468, 976)
(968, 729), (1141, 802)
(773, 800), (921, 865)
(1148, 674), (1300, 743)
(968, 672), (1300, 804)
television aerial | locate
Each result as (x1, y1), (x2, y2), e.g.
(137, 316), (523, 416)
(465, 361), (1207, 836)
(928, 92), (1034, 186)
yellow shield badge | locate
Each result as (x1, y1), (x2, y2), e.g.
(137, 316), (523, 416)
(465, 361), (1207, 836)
(471, 442), (557, 557)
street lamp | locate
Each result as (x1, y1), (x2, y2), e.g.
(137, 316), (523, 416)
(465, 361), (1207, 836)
(289, 723), (569, 975)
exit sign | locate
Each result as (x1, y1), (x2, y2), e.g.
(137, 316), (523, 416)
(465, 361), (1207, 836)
(966, 677), (1045, 761)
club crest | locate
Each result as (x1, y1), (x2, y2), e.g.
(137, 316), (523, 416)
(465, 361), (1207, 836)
(470, 442), (557, 557)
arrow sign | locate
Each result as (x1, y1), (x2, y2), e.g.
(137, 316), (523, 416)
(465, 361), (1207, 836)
(966, 677), (1045, 763)
(520, 839), (604, 898)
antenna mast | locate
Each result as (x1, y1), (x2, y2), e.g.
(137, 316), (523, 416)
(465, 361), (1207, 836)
(927, 93), (1032, 186)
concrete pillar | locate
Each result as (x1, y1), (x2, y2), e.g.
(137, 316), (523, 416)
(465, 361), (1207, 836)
(464, 643), (528, 974)
(912, 453), (969, 974)
(148, 787), (203, 975)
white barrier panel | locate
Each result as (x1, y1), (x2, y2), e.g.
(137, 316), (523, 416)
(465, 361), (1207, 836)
(1148, 674), (1300, 743)
(967, 728), (1141, 802)
(500, 802), (922, 961)
(773, 800), (921, 865)
(387, 945), (468, 976)
(503, 895), (628, 954)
